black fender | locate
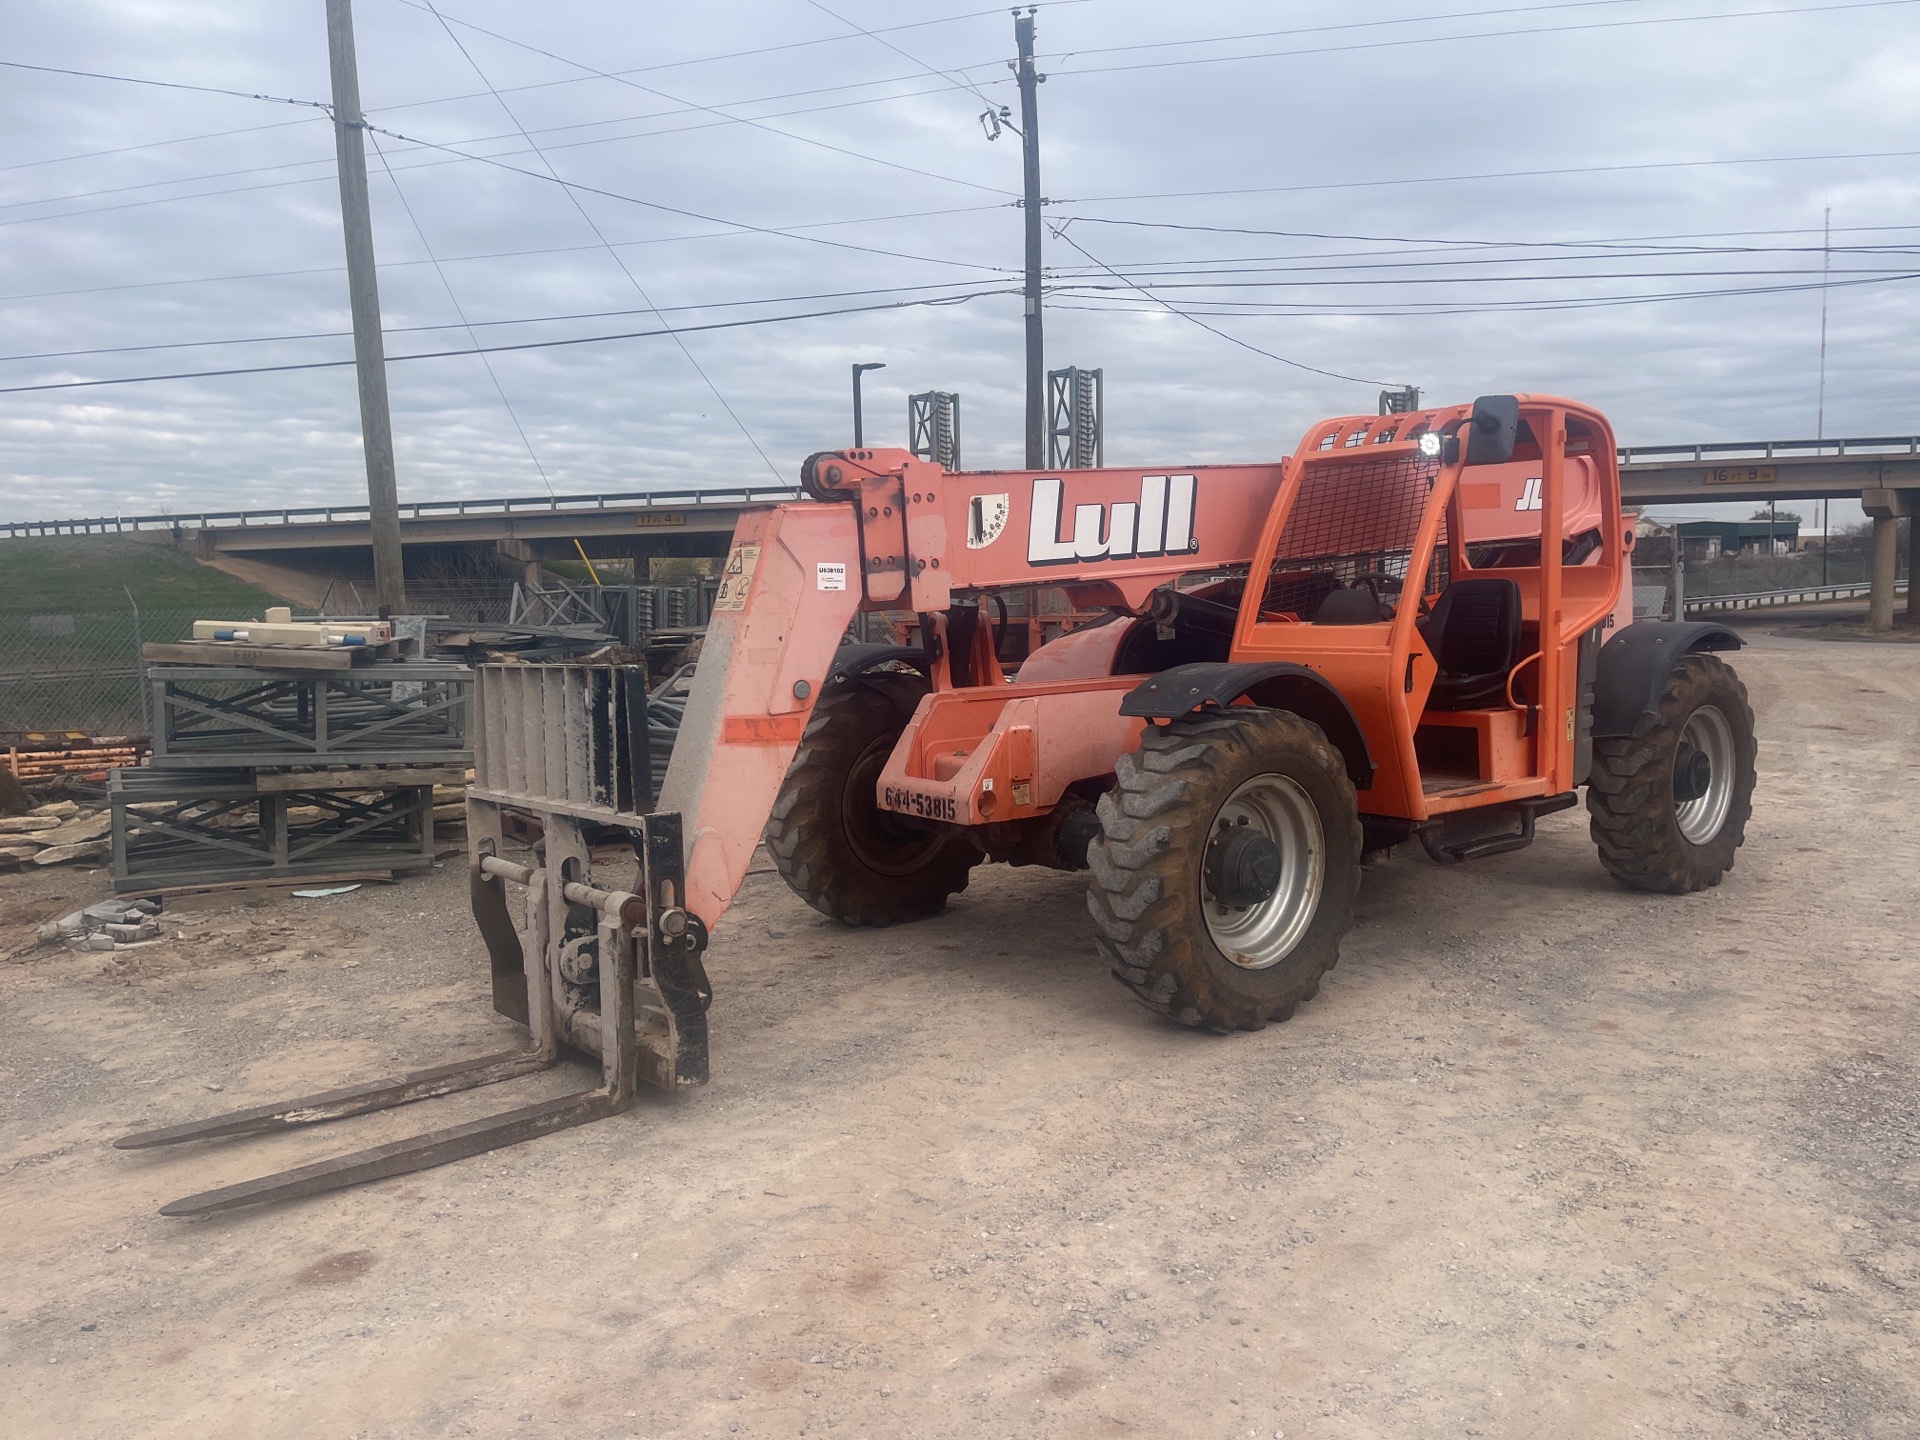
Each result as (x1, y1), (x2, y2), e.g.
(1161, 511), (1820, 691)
(828, 643), (929, 683)
(1120, 661), (1376, 790)
(825, 643), (932, 724)
(1591, 621), (1744, 741)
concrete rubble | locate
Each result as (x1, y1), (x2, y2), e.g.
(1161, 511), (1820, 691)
(0, 801), (111, 871)
(35, 897), (163, 952)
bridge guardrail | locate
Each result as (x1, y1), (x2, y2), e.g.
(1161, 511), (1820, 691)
(0, 484), (807, 539)
(1619, 436), (1920, 463)
(1685, 581), (1905, 614)
(8, 434), (1920, 538)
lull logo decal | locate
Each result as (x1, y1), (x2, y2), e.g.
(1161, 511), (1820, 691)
(967, 492), (1011, 548)
(1026, 474), (1197, 566)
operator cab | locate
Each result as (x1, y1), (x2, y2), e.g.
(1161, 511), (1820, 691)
(1232, 398), (1627, 821)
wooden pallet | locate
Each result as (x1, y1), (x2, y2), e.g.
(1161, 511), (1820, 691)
(252, 764), (467, 793)
(142, 639), (398, 670)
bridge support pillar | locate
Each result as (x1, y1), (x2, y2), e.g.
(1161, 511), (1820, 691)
(1909, 498), (1920, 629)
(1861, 489), (1910, 632)
(495, 538), (542, 588)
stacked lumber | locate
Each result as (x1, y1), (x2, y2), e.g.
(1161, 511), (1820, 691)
(142, 606), (398, 670)
(3, 733), (149, 784)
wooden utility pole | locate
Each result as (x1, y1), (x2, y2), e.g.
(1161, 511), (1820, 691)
(1014, 9), (1045, 469)
(325, 0), (406, 613)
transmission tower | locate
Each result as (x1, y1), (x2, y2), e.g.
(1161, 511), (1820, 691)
(908, 391), (963, 470)
(1046, 367), (1104, 469)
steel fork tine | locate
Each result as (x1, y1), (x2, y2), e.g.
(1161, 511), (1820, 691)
(114, 1046), (554, 1150)
(156, 1087), (627, 1217)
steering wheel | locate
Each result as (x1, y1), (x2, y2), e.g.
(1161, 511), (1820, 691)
(1354, 573), (1398, 619)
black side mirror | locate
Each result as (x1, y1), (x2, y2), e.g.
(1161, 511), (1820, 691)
(1465, 394), (1519, 465)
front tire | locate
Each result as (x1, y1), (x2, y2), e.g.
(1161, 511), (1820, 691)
(765, 676), (978, 926)
(1086, 709), (1362, 1032)
(1586, 652), (1756, 893)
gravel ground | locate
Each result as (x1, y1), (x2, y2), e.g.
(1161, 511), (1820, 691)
(0, 626), (1915, 1439)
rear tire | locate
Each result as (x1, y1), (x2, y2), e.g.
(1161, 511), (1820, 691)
(1586, 652), (1756, 893)
(765, 676), (978, 927)
(1086, 709), (1362, 1032)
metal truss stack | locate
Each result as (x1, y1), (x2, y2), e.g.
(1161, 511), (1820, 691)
(108, 662), (473, 893)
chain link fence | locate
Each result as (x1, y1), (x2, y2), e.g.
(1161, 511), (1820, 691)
(1632, 528), (1909, 617)
(386, 579), (519, 625)
(0, 603), (208, 736)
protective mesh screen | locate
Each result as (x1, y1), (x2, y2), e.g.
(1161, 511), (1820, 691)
(1267, 451), (1447, 604)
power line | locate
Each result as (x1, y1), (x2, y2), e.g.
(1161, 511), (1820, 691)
(1047, 222), (1394, 387)
(370, 130), (555, 494)
(0, 288), (1017, 396)
(1046, 254), (1920, 280)
(1046, 266), (1920, 287)
(0, 59), (331, 110)
(796, 0), (1003, 110)
(1058, 148), (1920, 206)
(0, 203), (1011, 303)
(18, 259), (1904, 372)
(0, 278), (1011, 363)
(11, 121), (1908, 235)
(0, 70), (1016, 221)
(6, 0), (1900, 206)
(0, 1), (1045, 175)
(1045, 0), (1920, 79)
(22, 209), (1882, 311)
(0, 155), (338, 215)
(359, 116), (1018, 274)
(1049, 268), (1920, 317)
(0, 4), (1697, 213)
(1055, 215), (1920, 257)
(417, 0), (783, 482)
(372, 0), (1072, 118)
(3, 101), (1013, 275)
(0, 66), (1005, 200)
(0, 116), (326, 176)
(1030, 0), (1666, 63)
(398, 1), (1015, 199)
(20, 20), (1908, 234)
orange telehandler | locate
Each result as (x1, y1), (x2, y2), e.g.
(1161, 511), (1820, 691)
(122, 395), (1755, 1214)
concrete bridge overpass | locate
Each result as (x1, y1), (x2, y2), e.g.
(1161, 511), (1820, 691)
(7, 434), (1917, 625)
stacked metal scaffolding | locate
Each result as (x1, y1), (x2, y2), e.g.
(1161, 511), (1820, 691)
(109, 661), (472, 893)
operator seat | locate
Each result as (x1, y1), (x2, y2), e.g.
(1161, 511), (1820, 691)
(1263, 569), (1341, 618)
(1419, 578), (1523, 710)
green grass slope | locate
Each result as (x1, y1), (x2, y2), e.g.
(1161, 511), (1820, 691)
(0, 536), (288, 614)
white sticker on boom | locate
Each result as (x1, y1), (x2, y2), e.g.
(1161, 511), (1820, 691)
(712, 543), (761, 612)
(967, 492), (1011, 548)
(816, 561), (847, 591)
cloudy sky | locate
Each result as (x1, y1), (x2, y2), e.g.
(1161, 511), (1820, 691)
(3, 0), (1918, 527)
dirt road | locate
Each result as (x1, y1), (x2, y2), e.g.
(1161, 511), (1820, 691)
(2, 630), (1915, 1439)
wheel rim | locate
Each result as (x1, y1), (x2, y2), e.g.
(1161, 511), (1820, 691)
(1675, 704), (1736, 845)
(841, 733), (951, 876)
(1201, 774), (1325, 970)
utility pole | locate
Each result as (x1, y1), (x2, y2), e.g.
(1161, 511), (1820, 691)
(325, 0), (406, 614)
(1014, 9), (1045, 469)
(1817, 206), (1831, 586)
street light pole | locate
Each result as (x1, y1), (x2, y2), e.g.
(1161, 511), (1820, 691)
(851, 363), (886, 448)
